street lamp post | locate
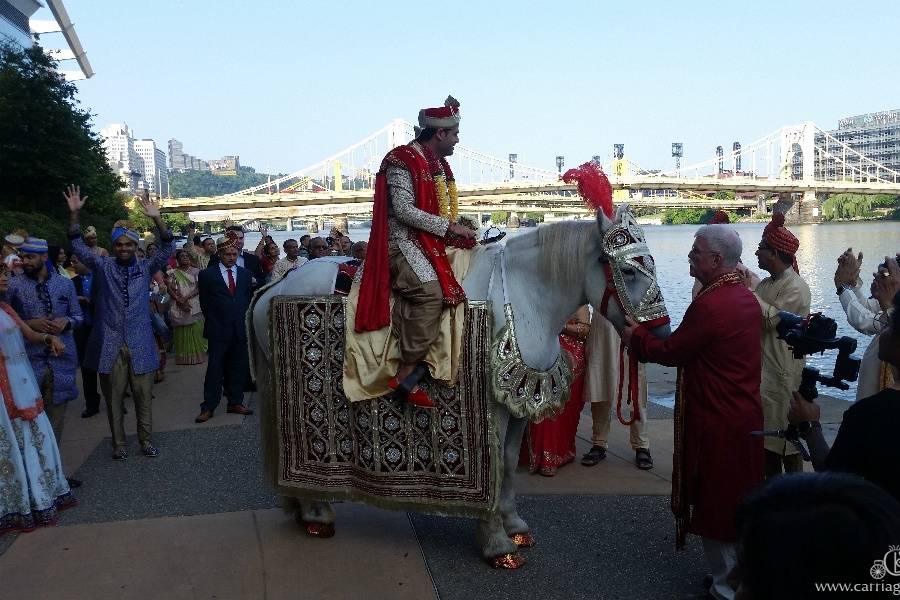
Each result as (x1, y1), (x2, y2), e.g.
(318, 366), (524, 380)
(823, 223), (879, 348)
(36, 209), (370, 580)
(555, 155), (565, 174)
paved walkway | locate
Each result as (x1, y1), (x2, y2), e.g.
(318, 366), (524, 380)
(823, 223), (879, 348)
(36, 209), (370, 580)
(0, 362), (847, 599)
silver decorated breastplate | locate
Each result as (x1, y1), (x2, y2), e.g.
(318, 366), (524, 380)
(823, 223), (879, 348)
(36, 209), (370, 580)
(491, 303), (573, 422)
(487, 250), (573, 422)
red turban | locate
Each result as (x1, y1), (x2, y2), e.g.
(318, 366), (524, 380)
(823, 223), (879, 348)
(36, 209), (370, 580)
(418, 96), (461, 129)
(762, 212), (800, 271)
(710, 210), (730, 224)
(216, 230), (240, 251)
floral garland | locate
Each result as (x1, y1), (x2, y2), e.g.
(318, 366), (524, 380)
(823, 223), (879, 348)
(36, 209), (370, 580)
(420, 143), (459, 220)
(434, 174), (459, 220)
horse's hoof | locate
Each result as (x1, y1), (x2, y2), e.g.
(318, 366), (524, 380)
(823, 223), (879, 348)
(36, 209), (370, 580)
(300, 521), (335, 538)
(489, 552), (525, 569)
(509, 533), (536, 548)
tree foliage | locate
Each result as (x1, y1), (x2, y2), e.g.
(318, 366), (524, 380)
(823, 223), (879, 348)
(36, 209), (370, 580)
(169, 166), (274, 198)
(820, 194), (900, 221)
(662, 208), (740, 225)
(0, 43), (125, 245)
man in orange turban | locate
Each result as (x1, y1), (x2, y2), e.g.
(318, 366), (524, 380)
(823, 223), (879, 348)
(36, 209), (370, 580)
(753, 211), (810, 477)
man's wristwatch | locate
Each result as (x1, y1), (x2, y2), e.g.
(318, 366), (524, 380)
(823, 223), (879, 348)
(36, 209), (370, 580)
(796, 420), (822, 439)
(836, 283), (853, 296)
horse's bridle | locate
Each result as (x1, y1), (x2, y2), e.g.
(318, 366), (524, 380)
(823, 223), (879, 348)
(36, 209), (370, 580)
(598, 211), (670, 330)
(596, 211), (670, 426)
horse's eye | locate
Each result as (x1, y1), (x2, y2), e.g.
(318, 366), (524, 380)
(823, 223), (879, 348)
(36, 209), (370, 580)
(622, 267), (635, 276)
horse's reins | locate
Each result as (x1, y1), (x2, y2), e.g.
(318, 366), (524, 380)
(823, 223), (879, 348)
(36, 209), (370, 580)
(597, 216), (671, 426)
(599, 260), (670, 425)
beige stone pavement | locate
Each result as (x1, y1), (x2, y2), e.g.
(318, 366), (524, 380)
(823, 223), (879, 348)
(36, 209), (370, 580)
(1, 362), (850, 599)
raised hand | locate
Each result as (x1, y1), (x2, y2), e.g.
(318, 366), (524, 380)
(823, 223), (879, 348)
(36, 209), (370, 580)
(63, 184), (87, 212)
(834, 248), (862, 289)
(873, 256), (900, 309)
(136, 193), (161, 219)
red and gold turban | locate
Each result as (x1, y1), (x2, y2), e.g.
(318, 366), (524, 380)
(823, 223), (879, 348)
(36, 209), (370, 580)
(418, 96), (461, 129)
(216, 231), (240, 251)
(762, 212), (800, 271)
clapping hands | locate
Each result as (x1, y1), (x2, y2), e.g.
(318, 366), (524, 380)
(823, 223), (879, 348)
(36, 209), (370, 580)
(834, 247), (863, 290)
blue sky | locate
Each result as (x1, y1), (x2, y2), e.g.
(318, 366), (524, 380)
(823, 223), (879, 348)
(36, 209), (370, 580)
(65, 0), (900, 174)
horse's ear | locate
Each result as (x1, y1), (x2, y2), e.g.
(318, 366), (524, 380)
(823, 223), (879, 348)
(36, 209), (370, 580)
(596, 208), (614, 233)
(615, 203), (631, 222)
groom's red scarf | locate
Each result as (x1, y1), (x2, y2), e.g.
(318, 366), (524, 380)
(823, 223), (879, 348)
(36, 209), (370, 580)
(355, 144), (466, 333)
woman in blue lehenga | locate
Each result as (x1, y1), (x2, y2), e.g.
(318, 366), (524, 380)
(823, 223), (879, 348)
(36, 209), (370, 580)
(0, 263), (76, 535)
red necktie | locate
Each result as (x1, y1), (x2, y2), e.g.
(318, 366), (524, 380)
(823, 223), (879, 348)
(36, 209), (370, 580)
(227, 268), (236, 295)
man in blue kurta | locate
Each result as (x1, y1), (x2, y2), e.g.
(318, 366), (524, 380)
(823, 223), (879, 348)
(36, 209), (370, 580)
(65, 185), (174, 460)
(6, 236), (83, 446)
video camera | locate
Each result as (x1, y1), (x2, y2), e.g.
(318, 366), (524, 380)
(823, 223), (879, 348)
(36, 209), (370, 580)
(775, 311), (861, 401)
(752, 312), (861, 460)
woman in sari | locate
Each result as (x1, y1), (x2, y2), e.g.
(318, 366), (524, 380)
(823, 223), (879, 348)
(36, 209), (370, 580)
(520, 305), (591, 476)
(167, 250), (207, 365)
(0, 263), (76, 535)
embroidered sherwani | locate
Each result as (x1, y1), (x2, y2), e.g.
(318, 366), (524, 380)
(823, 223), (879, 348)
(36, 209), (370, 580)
(631, 277), (763, 544)
(385, 159), (450, 285)
(6, 269), (83, 405)
(754, 268), (811, 456)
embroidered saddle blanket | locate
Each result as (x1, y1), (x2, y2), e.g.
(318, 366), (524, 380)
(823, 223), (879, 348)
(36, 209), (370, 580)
(266, 295), (500, 519)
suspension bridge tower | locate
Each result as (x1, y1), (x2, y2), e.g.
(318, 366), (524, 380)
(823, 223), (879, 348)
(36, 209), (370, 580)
(778, 121), (821, 223)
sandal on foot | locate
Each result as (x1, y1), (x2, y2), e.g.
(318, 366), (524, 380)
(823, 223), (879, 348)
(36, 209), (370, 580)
(111, 448), (128, 461)
(581, 445), (607, 466)
(635, 448), (654, 470)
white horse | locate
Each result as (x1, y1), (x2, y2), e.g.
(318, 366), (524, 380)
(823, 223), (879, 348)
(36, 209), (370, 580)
(251, 206), (670, 567)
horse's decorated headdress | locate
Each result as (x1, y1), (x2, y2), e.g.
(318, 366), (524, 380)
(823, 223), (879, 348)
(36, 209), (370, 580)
(562, 161), (668, 326)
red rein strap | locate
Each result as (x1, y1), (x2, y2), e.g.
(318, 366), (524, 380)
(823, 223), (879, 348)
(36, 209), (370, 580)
(601, 262), (671, 426)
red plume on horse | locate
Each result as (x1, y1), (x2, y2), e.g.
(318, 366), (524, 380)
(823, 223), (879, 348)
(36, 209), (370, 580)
(562, 161), (614, 218)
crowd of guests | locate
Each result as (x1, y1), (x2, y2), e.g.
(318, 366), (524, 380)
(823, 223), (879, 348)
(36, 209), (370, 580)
(0, 184), (367, 537)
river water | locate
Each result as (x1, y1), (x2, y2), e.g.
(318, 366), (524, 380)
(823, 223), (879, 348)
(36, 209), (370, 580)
(246, 220), (900, 401)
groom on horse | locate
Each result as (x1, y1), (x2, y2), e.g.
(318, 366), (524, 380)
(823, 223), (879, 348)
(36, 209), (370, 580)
(355, 96), (476, 408)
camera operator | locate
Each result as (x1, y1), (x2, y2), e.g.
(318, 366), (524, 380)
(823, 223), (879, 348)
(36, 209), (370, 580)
(788, 285), (900, 504)
(750, 213), (811, 478)
(833, 249), (900, 398)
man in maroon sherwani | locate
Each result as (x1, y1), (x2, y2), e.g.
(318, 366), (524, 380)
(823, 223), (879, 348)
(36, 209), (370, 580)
(622, 224), (763, 600)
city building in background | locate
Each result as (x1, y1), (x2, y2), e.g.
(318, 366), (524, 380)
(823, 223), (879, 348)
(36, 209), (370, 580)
(1, 0), (92, 80)
(167, 138), (238, 175)
(101, 124), (169, 196)
(811, 109), (900, 180)
(134, 139), (169, 197)
(168, 138), (209, 172)
(100, 123), (143, 193)
(208, 155), (240, 176)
